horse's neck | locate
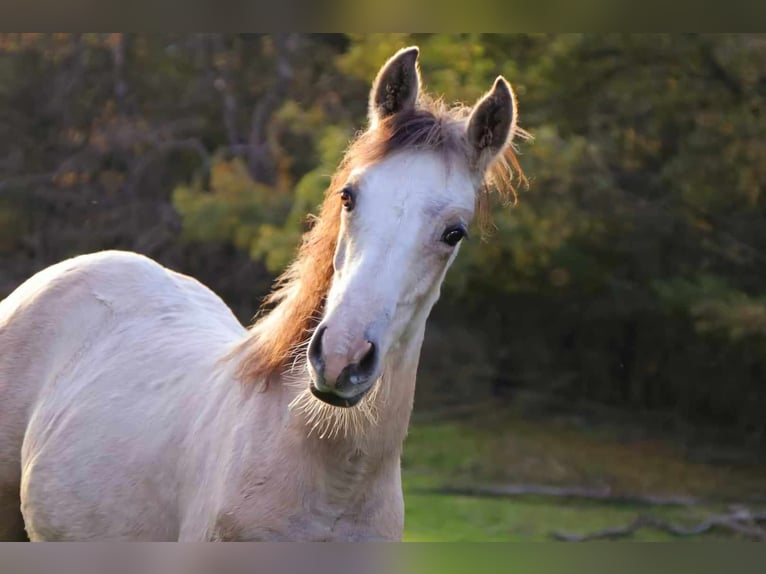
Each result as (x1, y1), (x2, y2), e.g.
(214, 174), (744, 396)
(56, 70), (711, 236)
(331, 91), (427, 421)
(221, 319), (423, 538)
(275, 330), (421, 539)
(195, 304), (428, 540)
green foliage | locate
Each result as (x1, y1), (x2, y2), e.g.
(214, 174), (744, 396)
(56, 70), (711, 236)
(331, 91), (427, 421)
(402, 415), (766, 540)
(3, 33), (766, 438)
(0, 200), (27, 254)
(253, 125), (352, 272)
(173, 157), (291, 262)
(339, 34), (496, 103)
(656, 276), (766, 341)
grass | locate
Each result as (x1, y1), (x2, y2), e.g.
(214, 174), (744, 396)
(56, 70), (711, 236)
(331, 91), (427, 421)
(400, 408), (766, 541)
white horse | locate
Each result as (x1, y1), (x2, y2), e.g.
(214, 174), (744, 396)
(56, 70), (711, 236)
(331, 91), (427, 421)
(0, 46), (523, 541)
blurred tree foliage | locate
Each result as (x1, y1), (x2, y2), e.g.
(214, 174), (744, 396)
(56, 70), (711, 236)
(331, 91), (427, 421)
(1, 34), (765, 439)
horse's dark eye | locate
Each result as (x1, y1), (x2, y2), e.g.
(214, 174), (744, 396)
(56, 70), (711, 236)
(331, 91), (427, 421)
(442, 226), (467, 247)
(340, 186), (355, 211)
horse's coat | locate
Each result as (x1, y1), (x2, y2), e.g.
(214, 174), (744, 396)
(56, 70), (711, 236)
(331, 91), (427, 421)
(0, 46), (523, 541)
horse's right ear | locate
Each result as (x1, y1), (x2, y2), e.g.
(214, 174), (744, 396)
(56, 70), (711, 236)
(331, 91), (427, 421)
(466, 76), (517, 172)
(368, 46), (420, 128)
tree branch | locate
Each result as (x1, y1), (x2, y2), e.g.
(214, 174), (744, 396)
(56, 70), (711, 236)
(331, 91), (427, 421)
(699, 36), (744, 100)
(246, 33), (295, 185)
(422, 483), (703, 507)
(126, 138), (211, 195)
(211, 34), (242, 150)
(110, 33), (128, 114)
(553, 508), (766, 541)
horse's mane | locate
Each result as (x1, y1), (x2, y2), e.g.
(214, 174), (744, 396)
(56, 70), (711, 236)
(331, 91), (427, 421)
(235, 94), (528, 386)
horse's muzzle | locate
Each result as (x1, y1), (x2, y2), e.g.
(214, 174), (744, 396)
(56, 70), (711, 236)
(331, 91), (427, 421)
(307, 325), (380, 407)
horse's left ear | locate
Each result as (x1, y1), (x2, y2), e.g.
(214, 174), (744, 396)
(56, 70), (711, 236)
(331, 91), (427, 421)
(466, 76), (517, 170)
(369, 46), (421, 128)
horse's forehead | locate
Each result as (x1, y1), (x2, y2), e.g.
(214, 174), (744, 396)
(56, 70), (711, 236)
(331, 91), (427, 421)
(351, 150), (476, 209)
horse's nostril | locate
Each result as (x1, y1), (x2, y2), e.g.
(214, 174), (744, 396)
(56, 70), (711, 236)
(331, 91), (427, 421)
(308, 326), (326, 375)
(358, 341), (377, 375)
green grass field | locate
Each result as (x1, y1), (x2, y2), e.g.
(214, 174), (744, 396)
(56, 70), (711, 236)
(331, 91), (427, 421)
(400, 411), (766, 541)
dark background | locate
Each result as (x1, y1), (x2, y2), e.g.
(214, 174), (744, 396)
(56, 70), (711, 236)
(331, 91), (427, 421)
(1, 33), (765, 447)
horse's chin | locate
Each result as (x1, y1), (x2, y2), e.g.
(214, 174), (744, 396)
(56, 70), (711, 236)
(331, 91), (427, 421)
(309, 384), (368, 408)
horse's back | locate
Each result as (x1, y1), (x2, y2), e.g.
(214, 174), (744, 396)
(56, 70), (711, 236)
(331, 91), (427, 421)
(0, 250), (245, 540)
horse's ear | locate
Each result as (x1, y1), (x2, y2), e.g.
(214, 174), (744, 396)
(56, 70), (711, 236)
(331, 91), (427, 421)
(369, 46), (421, 128)
(466, 76), (517, 171)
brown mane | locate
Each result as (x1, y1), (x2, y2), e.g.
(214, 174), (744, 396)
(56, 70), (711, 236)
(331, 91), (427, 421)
(235, 95), (528, 386)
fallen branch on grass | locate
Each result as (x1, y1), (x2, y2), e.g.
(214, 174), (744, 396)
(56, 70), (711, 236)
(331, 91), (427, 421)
(422, 483), (702, 507)
(552, 508), (766, 541)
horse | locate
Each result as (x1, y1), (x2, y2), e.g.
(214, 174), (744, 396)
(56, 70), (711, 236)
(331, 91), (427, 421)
(0, 46), (524, 541)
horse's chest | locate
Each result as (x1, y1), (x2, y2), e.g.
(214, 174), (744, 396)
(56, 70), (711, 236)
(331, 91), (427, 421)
(210, 504), (358, 541)
(210, 474), (385, 541)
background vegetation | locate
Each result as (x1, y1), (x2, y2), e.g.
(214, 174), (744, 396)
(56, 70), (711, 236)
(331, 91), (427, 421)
(1, 34), (765, 540)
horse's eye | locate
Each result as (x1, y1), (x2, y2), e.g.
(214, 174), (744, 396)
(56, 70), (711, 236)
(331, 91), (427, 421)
(340, 186), (355, 211)
(442, 226), (467, 247)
